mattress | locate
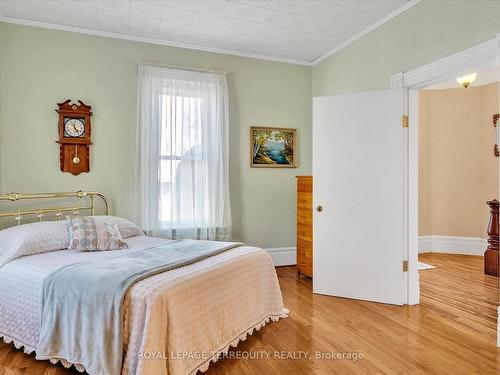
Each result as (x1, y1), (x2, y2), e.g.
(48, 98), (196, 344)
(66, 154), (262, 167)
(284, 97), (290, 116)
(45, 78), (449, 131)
(0, 235), (287, 374)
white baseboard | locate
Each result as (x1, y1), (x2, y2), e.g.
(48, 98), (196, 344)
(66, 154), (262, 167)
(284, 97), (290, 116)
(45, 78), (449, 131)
(266, 236), (485, 266)
(497, 306), (500, 347)
(266, 247), (296, 266)
(418, 235), (487, 256)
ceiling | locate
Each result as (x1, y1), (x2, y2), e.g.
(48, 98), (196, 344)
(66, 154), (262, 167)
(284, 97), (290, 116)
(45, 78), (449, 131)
(425, 66), (500, 90)
(0, 0), (415, 64)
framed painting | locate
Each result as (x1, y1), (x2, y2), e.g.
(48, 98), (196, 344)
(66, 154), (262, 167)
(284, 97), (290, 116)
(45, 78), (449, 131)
(250, 126), (297, 168)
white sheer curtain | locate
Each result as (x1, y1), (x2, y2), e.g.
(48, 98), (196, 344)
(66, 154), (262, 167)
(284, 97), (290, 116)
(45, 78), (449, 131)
(135, 64), (231, 240)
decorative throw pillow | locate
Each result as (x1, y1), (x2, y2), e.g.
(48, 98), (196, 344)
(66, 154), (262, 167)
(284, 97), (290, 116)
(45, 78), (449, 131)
(68, 217), (128, 251)
(92, 216), (145, 239)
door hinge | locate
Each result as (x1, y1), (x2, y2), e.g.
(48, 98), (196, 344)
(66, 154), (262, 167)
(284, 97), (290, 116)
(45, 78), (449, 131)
(403, 260), (408, 272)
(402, 115), (409, 128)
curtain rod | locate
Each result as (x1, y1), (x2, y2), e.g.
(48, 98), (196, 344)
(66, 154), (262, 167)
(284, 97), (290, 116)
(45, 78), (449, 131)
(139, 61), (227, 75)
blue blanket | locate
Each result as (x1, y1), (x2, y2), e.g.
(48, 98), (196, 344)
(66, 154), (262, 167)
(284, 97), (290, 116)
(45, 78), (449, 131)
(36, 239), (243, 375)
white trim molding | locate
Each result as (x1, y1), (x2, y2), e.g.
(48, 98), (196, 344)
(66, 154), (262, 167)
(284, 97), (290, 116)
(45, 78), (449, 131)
(497, 306), (500, 347)
(312, 0), (421, 65)
(407, 89), (420, 306)
(266, 247), (296, 267)
(391, 34), (500, 89)
(0, 15), (311, 67)
(418, 235), (487, 256)
(0, 2), (421, 67)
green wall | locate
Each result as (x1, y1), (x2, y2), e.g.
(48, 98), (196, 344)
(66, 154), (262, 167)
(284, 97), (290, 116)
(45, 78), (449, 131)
(0, 22), (312, 249)
(313, 0), (500, 96)
(4, 0), (497, 248)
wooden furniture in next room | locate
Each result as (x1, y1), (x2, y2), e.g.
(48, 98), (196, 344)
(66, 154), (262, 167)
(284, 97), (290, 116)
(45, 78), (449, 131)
(296, 176), (313, 277)
(484, 199), (499, 276)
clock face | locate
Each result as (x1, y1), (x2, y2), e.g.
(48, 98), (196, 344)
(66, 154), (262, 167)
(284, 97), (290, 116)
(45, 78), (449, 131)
(64, 118), (85, 138)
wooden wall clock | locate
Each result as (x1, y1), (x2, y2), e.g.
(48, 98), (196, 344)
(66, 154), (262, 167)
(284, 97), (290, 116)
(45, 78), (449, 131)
(56, 100), (92, 175)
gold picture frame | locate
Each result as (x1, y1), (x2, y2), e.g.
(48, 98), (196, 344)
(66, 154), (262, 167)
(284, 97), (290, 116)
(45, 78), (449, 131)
(250, 126), (297, 168)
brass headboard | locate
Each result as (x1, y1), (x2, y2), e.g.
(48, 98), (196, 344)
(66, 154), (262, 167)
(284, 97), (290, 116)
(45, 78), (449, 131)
(0, 191), (110, 226)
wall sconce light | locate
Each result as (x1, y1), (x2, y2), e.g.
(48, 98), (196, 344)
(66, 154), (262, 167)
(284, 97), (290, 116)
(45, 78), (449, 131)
(456, 73), (477, 88)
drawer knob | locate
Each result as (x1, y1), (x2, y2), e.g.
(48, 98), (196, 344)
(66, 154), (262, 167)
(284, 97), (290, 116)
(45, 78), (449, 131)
(316, 205), (323, 212)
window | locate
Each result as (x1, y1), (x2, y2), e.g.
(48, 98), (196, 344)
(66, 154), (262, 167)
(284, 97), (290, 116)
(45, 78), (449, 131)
(158, 95), (204, 223)
(136, 65), (231, 240)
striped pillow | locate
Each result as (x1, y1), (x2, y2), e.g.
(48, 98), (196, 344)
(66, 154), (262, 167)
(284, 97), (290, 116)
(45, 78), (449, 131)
(68, 216), (128, 251)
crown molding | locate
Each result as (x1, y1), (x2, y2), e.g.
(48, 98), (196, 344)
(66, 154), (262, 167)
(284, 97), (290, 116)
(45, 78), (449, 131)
(311, 0), (421, 66)
(0, 1), (422, 68)
(0, 15), (313, 67)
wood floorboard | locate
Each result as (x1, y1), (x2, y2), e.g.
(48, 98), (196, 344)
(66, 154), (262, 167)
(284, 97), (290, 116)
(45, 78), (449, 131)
(0, 253), (498, 374)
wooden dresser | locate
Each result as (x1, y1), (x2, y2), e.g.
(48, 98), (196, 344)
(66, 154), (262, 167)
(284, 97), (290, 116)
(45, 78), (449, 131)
(296, 176), (313, 277)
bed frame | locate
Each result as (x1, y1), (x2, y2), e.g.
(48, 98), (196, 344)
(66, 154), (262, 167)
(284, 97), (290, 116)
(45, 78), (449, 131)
(0, 191), (110, 226)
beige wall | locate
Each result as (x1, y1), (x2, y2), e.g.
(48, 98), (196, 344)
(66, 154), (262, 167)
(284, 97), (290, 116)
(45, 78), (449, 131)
(419, 83), (499, 238)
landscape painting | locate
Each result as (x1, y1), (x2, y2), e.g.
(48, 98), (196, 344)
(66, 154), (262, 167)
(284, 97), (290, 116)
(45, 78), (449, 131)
(250, 126), (297, 168)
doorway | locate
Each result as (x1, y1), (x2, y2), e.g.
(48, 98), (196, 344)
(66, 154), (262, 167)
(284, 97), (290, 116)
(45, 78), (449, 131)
(417, 70), (500, 335)
(394, 34), (500, 344)
(311, 35), (500, 315)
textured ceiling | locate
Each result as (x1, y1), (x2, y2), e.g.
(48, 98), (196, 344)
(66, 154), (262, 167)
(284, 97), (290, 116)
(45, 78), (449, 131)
(0, 0), (413, 63)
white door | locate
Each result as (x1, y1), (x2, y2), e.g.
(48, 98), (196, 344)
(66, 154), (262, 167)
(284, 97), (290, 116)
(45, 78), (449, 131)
(313, 89), (407, 305)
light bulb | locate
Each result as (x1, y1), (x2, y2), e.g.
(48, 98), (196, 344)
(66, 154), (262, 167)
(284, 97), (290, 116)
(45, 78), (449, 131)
(456, 73), (477, 88)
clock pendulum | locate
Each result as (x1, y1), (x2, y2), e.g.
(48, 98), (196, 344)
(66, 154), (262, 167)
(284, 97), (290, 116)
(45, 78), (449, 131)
(72, 144), (80, 164)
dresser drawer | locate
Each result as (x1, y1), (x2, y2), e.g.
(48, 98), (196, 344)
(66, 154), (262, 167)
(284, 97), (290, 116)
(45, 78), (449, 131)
(297, 254), (312, 277)
(296, 176), (313, 278)
(297, 208), (312, 226)
(296, 238), (312, 258)
(297, 223), (312, 241)
(297, 178), (312, 193)
(297, 192), (312, 209)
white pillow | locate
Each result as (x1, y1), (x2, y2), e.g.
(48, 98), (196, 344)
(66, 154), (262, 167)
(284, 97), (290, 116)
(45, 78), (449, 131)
(0, 221), (69, 267)
(91, 216), (144, 239)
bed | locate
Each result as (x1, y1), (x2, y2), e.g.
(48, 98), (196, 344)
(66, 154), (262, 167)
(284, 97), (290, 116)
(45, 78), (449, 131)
(0, 191), (288, 375)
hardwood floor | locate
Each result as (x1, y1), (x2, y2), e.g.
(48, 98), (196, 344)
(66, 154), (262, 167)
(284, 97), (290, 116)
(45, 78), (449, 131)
(1, 253), (499, 374)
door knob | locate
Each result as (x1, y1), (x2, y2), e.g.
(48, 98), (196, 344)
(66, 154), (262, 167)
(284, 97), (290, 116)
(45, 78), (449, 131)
(316, 205), (323, 212)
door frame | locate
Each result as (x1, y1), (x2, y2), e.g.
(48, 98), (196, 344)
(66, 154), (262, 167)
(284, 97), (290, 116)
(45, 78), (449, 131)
(391, 34), (500, 342)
